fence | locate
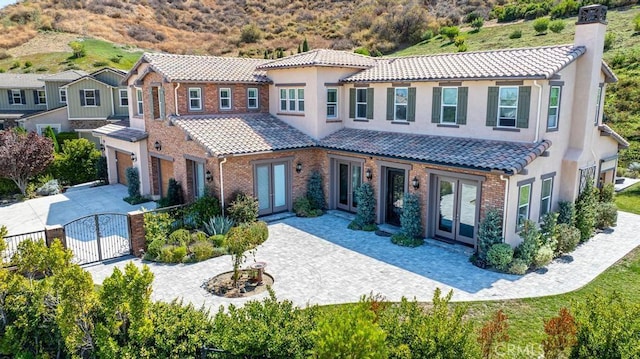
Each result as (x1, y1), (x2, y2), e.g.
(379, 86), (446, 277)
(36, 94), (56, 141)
(144, 203), (192, 229)
(1, 230), (46, 263)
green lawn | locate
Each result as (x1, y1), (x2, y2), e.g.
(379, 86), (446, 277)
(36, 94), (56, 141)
(615, 182), (640, 214)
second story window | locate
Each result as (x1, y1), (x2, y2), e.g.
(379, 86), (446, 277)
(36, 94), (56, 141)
(441, 87), (458, 124)
(9, 89), (25, 105)
(327, 88), (338, 119)
(394, 87), (408, 121)
(279, 88), (304, 113)
(219, 88), (231, 110)
(547, 86), (562, 130)
(356, 88), (367, 119)
(486, 86), (531, 129)
(59, 88), (67, 104)
(498, 87), (518, 127)
(247, 88), (258, 109)
(189, 88), (202, 111)
(80, 89), (100, 107)
(35, 90), (46, 105)
(119, 89), (129, 107)
(349, 88), (374, 120)
(517, 180), (532, 230)
(136, 88), (144, 115)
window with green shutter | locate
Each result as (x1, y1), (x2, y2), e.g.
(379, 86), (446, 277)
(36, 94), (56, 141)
(354, 88), (369, 119)
(498, 86), (518, 127)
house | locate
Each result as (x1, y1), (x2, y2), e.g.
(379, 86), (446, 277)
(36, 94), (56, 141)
(99, 4), (627, 247)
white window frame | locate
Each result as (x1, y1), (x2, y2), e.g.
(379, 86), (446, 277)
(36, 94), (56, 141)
(595, 86), (602, 125)
(540, 177), (553, 219)
(83, 89), (97, 107)
(119, 89), (129, 107)
(279, 88), (305, 113)
(219, 88), (231, 110)
(36, 124), (61, 135)
(326, 88), (338, 119)
(547, 86), (561, 130)
(247, 87), (259, 109)
(136, 88), (144, 115)
(394, 87), (408, 121)
(189, 87), (202, 111)
(441, 87), (458, 124)
(59, 88), (67, 104)
(355, 88), (368, 119)
(10, 89), (23, 105)
(37, 90), (46, 105)
(498, 86), (518, 128)
(517, 182), (532, 230)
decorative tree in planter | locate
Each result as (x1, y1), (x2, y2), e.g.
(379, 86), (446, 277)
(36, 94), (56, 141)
(307, 171), (325, 210)
(349, 182), (377, 231)
(475, 208), (503, 266)
(391, 193), (424, 247)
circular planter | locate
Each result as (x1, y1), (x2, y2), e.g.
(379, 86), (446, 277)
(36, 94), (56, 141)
(203, 269), (274, 298)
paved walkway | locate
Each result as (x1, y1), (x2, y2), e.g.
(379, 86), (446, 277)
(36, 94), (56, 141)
(85, 211), (640, 309)
(0, 184), (156, 235)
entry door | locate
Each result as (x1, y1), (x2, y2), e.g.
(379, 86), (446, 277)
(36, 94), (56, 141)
(153, 157), (174, 197)
(115, 151), (133, 185)
(435, 177), (479, 245)
(336, 161), (362, 212)
(385, 169), (406, 227)
(255, 162), (288, 216)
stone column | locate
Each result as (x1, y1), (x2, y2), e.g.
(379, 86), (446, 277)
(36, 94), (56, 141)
(128, 210), (146, 257)
(45, 225), (65, 248)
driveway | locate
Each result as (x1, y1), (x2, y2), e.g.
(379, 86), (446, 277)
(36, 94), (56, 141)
(84, 211), (640, 309)
(0, 184), (156, 235)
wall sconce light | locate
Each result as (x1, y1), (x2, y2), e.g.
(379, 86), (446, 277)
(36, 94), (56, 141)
(412, 176), (420, 190)
(365, 168), (372, 181)
(130, 152), (136, 162)
(154, 140), (162, 151)
(296, 163), (302, 173)
(205, 170), (213, 182)
(99, 144), (104, 151)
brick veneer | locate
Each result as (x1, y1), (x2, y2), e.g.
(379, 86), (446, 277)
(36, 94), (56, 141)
(69, 119), (111, 130)
(177, 83), (269, 115)
(128, 210), (146, 256)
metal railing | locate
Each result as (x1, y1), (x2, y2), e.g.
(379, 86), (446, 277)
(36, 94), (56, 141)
(2, 230), (46, 263)
(144, 203), (194, 229)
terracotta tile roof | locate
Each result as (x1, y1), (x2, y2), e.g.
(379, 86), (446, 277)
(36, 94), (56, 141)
(0, 73), (44, 89)
(140, 53), (271, 83)
(257, 49), (379, 70)
(170, 113), (316, 157)
(318, 128), (552, 174)
(342, 45), (586, 82)
(93, 124), (148, 142)
(599, 124), (629, 148)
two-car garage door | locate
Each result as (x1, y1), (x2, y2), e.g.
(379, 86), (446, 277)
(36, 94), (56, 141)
(116, 151), (133, 185)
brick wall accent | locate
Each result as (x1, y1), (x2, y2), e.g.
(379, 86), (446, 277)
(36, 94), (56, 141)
(69, 119), (111, 130)
(128, 210), (146, 257)
(177, 83), (270, 115)
(45, 225), (65, 248)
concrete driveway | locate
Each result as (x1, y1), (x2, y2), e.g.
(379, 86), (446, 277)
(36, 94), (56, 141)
(0, 184), (156, 235)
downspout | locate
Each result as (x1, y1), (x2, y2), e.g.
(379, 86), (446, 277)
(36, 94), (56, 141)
(110, 88), (115, 117)
(219, 157), (227, 215)
(533, 80), (542, 143)
(174, 83), (181, 116)
(500, 174), (510, 241)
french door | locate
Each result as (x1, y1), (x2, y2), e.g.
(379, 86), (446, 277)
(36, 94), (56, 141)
(255, 162), (289, 216)
(336, 160), (362, 213)
(385, 168), (406, 227)
(434, 176), (479, 246)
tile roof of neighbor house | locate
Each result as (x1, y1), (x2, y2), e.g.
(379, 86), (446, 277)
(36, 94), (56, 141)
(170, 114), (316, 157)
(318, 128), (552, 174)
(92, 123), (148, 142)
(137, 53), (272, 83)
(257, 49), (380, 70)
(599, 124), (630, 148)
(342, 45), (587, 82)
(39, 70), (88, 82)
(0, 73), (45, 89)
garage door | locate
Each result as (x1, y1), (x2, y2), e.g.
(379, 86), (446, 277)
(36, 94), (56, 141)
(116, 151), (133, 185)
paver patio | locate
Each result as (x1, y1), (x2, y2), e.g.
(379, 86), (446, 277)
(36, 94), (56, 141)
(84, 210), (640, 309)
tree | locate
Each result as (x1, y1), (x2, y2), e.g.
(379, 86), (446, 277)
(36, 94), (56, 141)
(302, 37), (309, 52)
(43, 126), (59, 153)
(52, 138), (101, 185)
(69, 41), (86, 58)
(471, 17), (484, 32)
(0, 130), (53, 195)
(240, 23), (261, 43)
(440, 26), (460, 42)
(533, 17), (550, 35)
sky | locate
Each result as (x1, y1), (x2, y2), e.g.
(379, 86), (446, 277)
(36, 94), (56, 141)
(0, 0), (17, 9)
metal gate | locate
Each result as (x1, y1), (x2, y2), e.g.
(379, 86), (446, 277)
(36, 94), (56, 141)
(63, 213), (131, 265)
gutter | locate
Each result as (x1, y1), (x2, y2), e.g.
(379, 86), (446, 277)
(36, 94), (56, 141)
(219, 157), (227, 215)
(533, 80), (542, 143)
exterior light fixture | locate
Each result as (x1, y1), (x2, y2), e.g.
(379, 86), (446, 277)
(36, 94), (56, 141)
(412, 176), (420, 190)
(130, 152), (136, 162)
(99, 144), (105, 151)
(206, 170), (213, 182)
(296, 163), (302, 173)
(154, 140), (162, 151)
(365, 168), (372, 181)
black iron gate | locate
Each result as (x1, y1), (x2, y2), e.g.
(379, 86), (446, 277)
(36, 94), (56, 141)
(63, 213), (131, 265)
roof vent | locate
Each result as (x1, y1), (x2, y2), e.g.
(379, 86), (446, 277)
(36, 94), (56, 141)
(576, 4), (607, 25)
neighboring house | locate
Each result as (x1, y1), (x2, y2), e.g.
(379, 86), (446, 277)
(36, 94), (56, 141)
(0, 73), (50, 131)
(99, 4), (627, 247)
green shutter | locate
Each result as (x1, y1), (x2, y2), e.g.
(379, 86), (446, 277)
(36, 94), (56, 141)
(95, 90), (101, 106)
(79, 90), (86, 106)
(457, 87), (468, 125)
(7, 91), (13, 105)
(149, 88), (154, 117)
(20, 90), (26, 105)
(386, 88), (394, 121)
(407, 87), (416, 122)
(159, 87), (165, 119)
(517, 86), (531, 129)
(431, 87), (442, 123)
(486, 87), (498, 127)
(366, 88), (374, 120)
(349, 88), (356, 118)
(32, 90), (38, 105)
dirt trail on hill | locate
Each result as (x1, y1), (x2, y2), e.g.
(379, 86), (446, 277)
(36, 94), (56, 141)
(8, 32), (80, 57)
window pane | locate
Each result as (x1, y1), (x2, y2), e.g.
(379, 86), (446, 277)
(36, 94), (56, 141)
(327, 104), (336, 117)
(298, 100), (304, 112)
(220, 89), (229, 98)
(249, 98), (257, 108)
(442, 106), (456, 123)
(327, 89), (337, 103)
(298, 89), (304, 99)
(280, 89), (286, 99)
(442, 88), (458, 105)
(499, 117), (516, 127)
(248, 88), (257, 97)
(542, 178), (552, 196)
(395, 88), (408, 104)
(190, 89), (199, 98)
(500, 87), (518, 106)
(519, 184), (530, 206)
(289, 89), (296, 99)
(289, 100), (296, 111)
(550, 87), (560, 106)
(256, 165), (270, 211)
(499, 107), (516, 119)
(273, 164), (286, 207)
(518, 205), (529, 225)
(395, 104), (407, 120)
(280, 100), (287, 111)
(357, 104), (367, 118)
(540, 198), (550, 216)
(356, 89), (367, 102)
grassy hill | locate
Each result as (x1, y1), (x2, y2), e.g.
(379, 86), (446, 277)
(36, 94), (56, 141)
(394, 7), (640, 167)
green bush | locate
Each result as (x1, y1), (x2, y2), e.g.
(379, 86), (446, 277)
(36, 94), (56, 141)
(158, 245), (176, 263)
(508, 258), (529, 275)
(540, 212), (559, 252)
(55, 132), (78, 149)
(558, 201), (576, 226)
(191, 230), (207, 242)
(549, 19), (565, 33)
(243, 220), (269, 247)
(0, 178), (19, 196)
(391, 233), (424, 247)
(204, 215), (234, 236)
(164, 178), (184, 207)
(596, 202), (618, 229)
(143, 211), (174, 245)
(421, 29), (434, 41)
(454, 35), (466, 47)
(457, 43), (468, 52)
(51, 138), (101, 185)
(96, 156), (108, 183)
(399, 192), (423, 239)
(307, 171), (325, 210)
(293, 196), (322, 217)
(534, 244), (554, 268)
(126, 166), (141, 198)
(209, 234), (226, 247)
(43, 126), (59, 153)
(186, 194), (221, 228)
(634, 13), (640, 33)
(440, 26), (460, 42)
(227, 192), (259, 224)
(168, 229), (191, 246)
(575, 181), (598, 242)
(478, 208), (504, 261)
(514, 220), (541, 267)
(240, 23), (261, 43)
(486, 243), (514, 271)
(555, 223), (580, 256)
(471, 17), (484, 32)
(146, 239), (165, 259)
(509, 29), (522, 39)
(603, 32), (614, 52)
(533, 17), (550, 34)
(351, 182), (376, 229)
(600, 183), (615, 203)
(189, 241), (215, 262)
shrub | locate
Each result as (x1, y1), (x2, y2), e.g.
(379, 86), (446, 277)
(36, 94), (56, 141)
(168, 229), (191, 247)
(186, 194), (221, 228)
(509, 29), (522, 39)
(549, 19), (565, 33)
(399, 192), (423, 239)
(478, 209), (504, 261)
(43, 126), (59, 153)
(9, 61), (19, 69)
(52, 138), (101, 185)
(478, 310), (509, 359)
(240, 23), (261, 43)
(209, 234), (225, 247)
(457, 43), (468, 52)
(191, 231), (207, 242)
(533, 17), (550, 34)
(350, 182), (376, 230)
(143, 211), (174, 244)
(96, 156), (108, 184)
(533, 244), (554, 268)
(440, 26), (460, 42)
(540, 212), (559, 252)
(471, 17), (484, 32)
(508, 258), (529, 275)
(599, 183), (615, 203)
(486, 243), (514, 271)
(596, 202), (618, 229)
(293, 196), (322, 217)
(55, 132), (78, 148)
(514, 220), (540, 267)
(421, 29), (434, 41)
(227, 192), (258, 224)
(204, 215), (234, 236)
(189, 241), (215, 262)
(158, 245), (176, 263)
(354, 47), (370, 55)
(243, 220), (269, 247)
(307, 171), (325, 210)
(23, 61), (32, 68)
(69, 41), (85, 58)
(557, 201), (575, 226)
(634, 14), (640, 33)
(36, 179), (60, 196)
(454, 35), (466, 47)
(391, 233), (424, 247)
(543, 308), (577, 359)
(575, 181), (598, 242)
(164, 178), (184, 207)
(126, 166), (141, 198)
(555, 223), (580, 256)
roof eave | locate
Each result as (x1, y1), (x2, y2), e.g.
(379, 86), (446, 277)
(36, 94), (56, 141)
(340, 75), (551, 84)
(259, 63), (373, 71)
